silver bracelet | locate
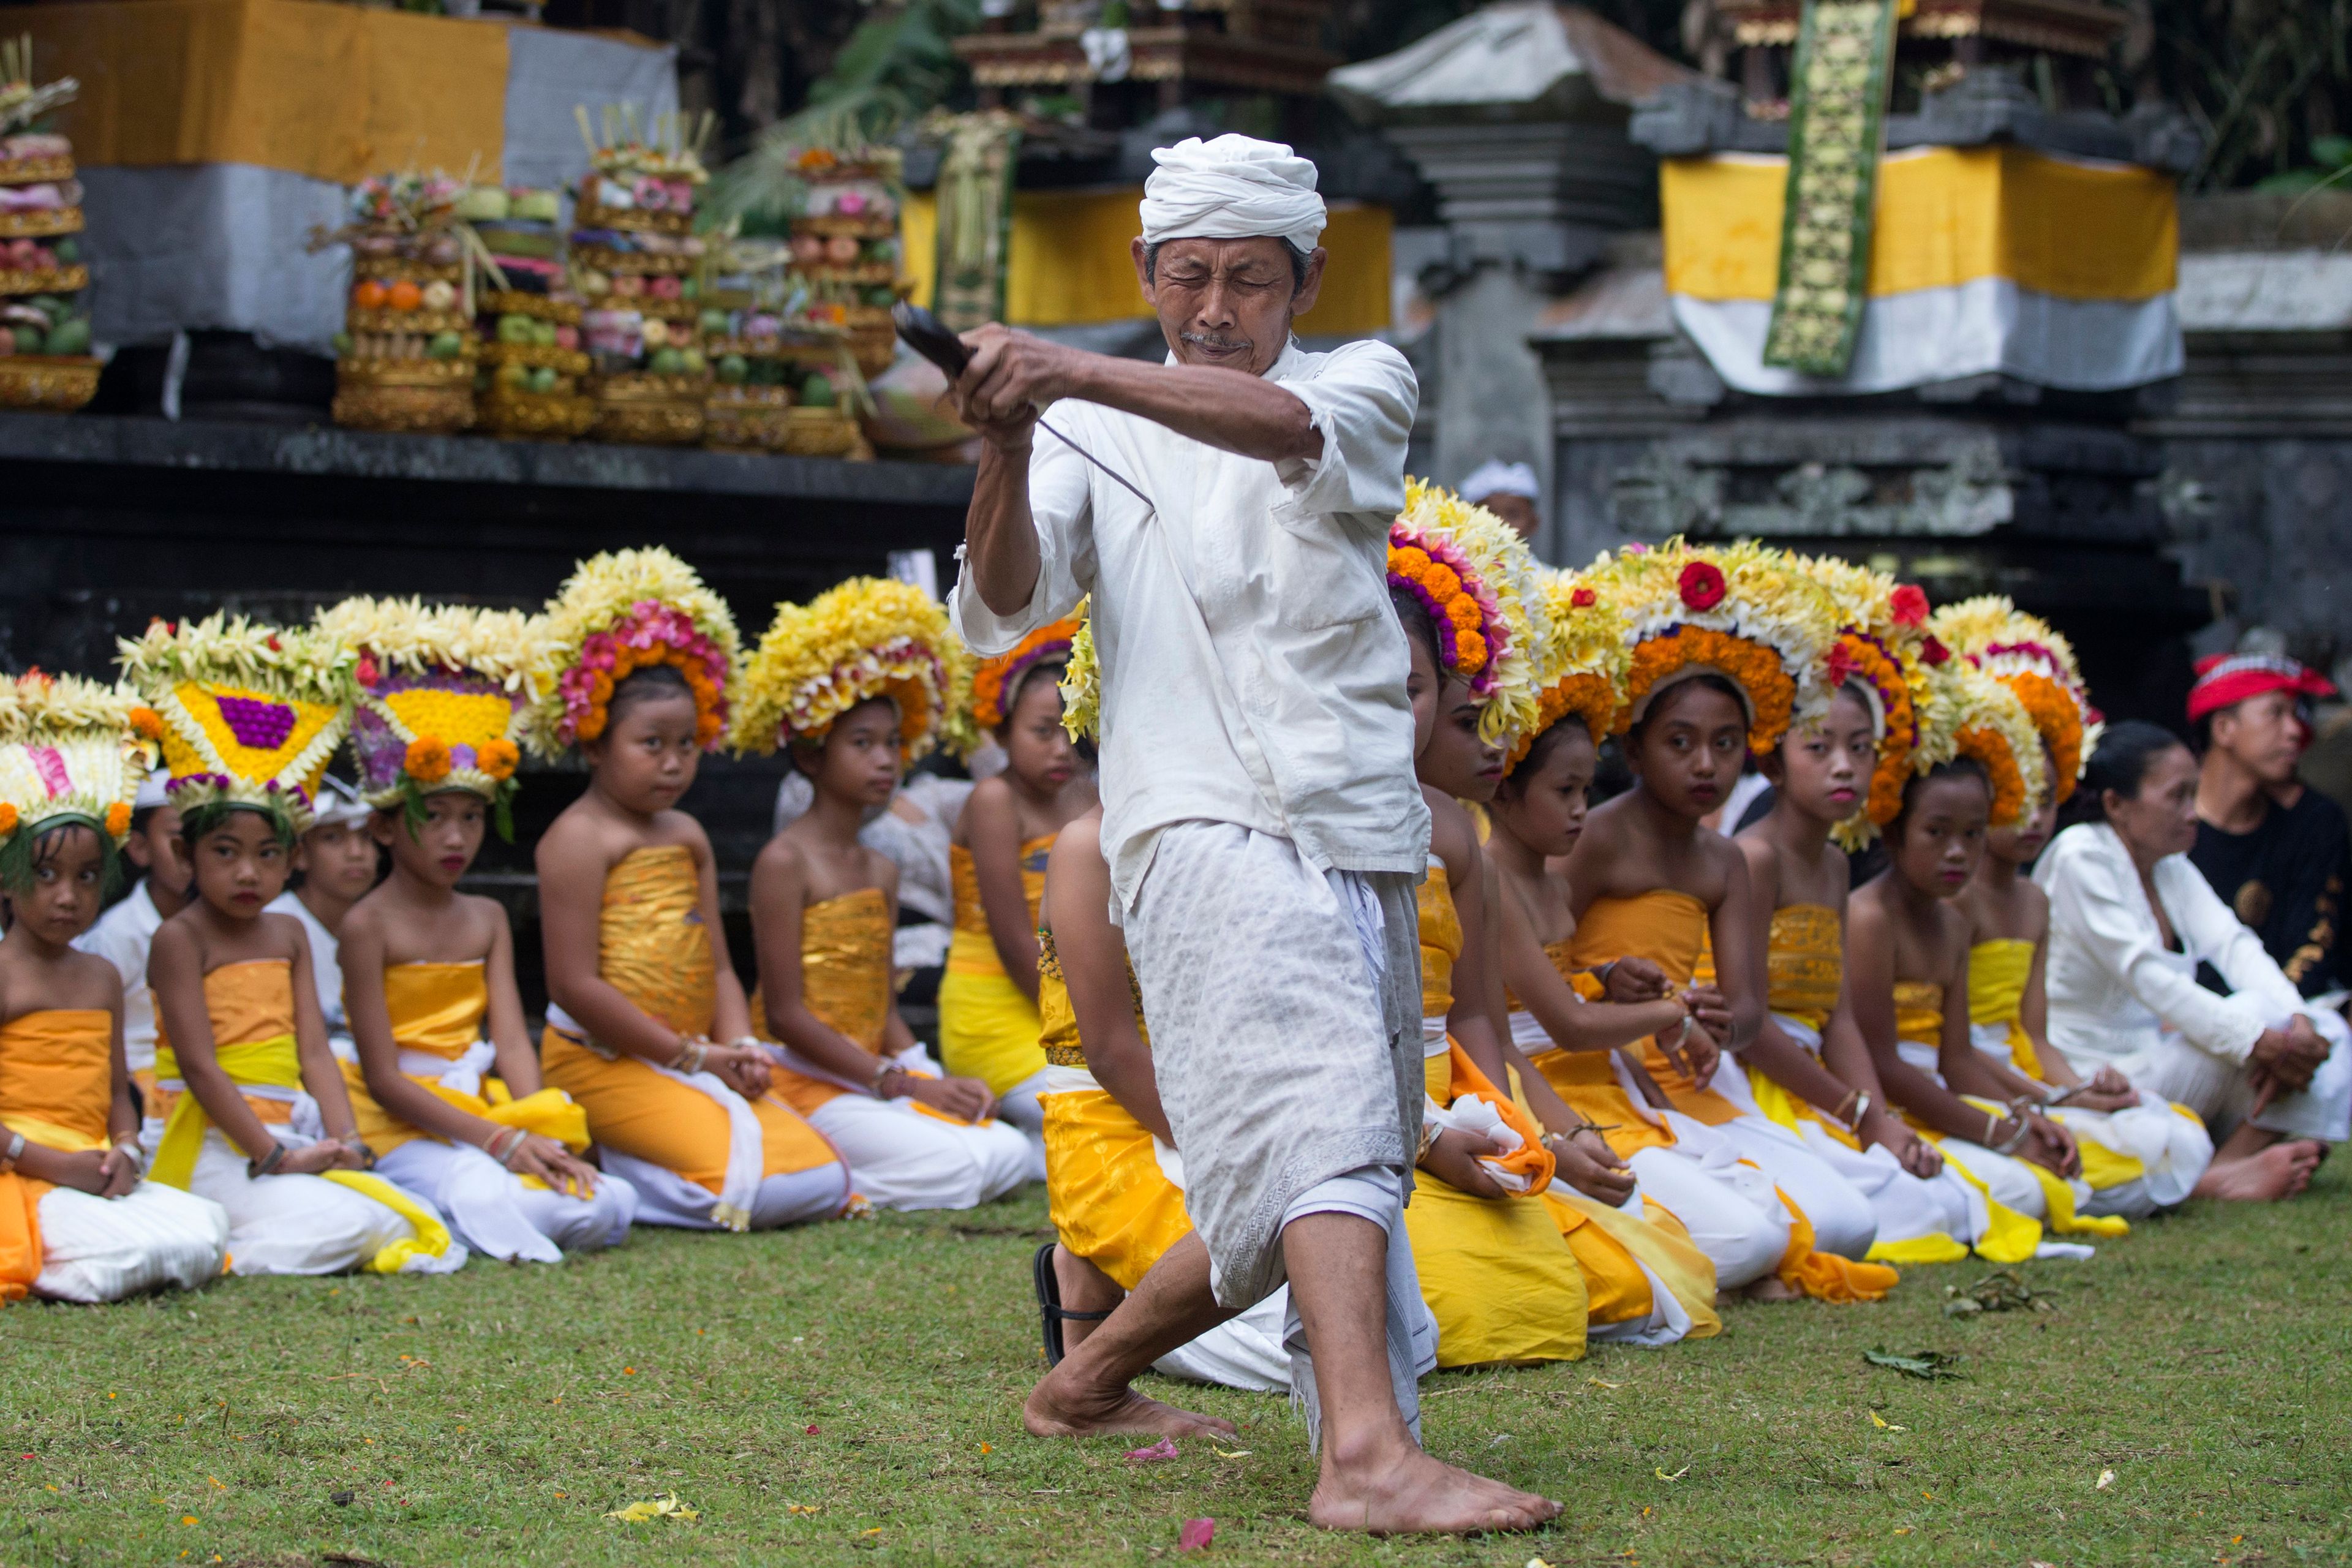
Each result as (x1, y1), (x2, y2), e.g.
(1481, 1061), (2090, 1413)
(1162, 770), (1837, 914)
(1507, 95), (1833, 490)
(1990, 1116), (2034, 1155)
(112, 1138), (146, 1174)
(1844, 1091), (1872, 1131)
(0, 1131), (23, 1175)
(672, 1039), (708, 1075)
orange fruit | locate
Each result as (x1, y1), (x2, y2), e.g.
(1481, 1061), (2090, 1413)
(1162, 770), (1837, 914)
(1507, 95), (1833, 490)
(353, 279), (388, 310)
(386, 280), (423, 311)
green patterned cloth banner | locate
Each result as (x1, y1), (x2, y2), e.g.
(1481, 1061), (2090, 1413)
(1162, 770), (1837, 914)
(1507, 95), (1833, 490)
(1761, 0), (1902, 376)
(931, 110), (1022, 333)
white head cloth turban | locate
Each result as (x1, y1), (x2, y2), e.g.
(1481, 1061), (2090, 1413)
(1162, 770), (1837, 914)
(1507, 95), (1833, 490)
(1461, 459), (1540, 504)
(1139, 134), (1327, 255)
(309, 774), (374, 830)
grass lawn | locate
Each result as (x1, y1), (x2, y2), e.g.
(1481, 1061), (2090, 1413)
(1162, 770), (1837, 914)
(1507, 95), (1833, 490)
(8, 1162), (2350, 1568)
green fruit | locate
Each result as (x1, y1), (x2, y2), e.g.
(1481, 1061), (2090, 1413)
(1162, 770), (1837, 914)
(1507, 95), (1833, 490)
(527, 365), (559, 394)
(426, 330), (465, 360)
(12, 325), (41, 353)
(650, 347), (685, 375)
(699, 308), (730, 337)
(533, 319), (559, 348)
(497, 313), (533, 344)
(24, 295), (62, 322)
(497, 362), (530, 388)
(679, 277), (699, 300)
(42, 318), (89, 356)
(801, 372), (835, 408)
(716, 353), (748, 385)
(331, 331), (353, 355)
(863, 286), (897, 308)
(677, 347), (707, 374)
(51, 238), (78, 263)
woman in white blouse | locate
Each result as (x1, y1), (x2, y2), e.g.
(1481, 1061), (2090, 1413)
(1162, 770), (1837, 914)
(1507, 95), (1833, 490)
(2037, 722), (2350, 1201)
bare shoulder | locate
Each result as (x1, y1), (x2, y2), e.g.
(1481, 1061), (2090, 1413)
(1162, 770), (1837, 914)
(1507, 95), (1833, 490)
(753, 827), (812, 881)
(1732, 829), (1779, 898)
(535, 798), (622, 873)
(457, 891), (512, 939)
(862, 845), (900, 893)
(257, 910), (310, 958)
(1046, 812), (1103, 871)
(651, 807), (712, 855)
(338, 894), (391, 943)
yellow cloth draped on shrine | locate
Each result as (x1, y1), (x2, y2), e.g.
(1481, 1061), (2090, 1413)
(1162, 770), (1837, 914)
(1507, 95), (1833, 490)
(150, 960), (456, 1273)
(940, 835), (1055, 1095)
(0, 1010), (115, 1302)
(1036, 932), (1192, 1292)
(1567, 891), (1740, 1124)
(342, 962), (587, 1166)
(543, 846), (836, 1186)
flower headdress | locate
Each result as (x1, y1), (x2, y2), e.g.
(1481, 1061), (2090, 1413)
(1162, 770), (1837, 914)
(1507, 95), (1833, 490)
(1506, 568), (1629, 774)
(730, 576), (971, 763)
(970, 617), (1082, 733)
(1927, 596), (2100, 803)
(530, 548), (739, 757)
(116, 616), (355, 836)
(0, 671), (159, 891)
(1583, 538), (1838, 755)
(1387, 479), (1548, 744)
(1905, 659), (2048, 831)
(1058, 599), (1100, 745)
(315, 598), (551, 837)
(1787, 556), (1951, 847)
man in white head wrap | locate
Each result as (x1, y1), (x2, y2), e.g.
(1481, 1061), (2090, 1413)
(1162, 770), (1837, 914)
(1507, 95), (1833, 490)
(1458, 459), (1542, 543)
(948, 133), (1558, 1535)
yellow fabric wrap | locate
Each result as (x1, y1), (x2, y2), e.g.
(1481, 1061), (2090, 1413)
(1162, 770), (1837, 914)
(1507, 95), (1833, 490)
(1518, 937), (1676, 1158)
(1661, 145), (2178, 304)
(0, 1010), (121, 1303)
(753, 886), (907, 1120)
(902, 190), (1392, 336)
(1966, 940), (2149, 1194)
(34, 0), (513, 186)
(1774, 1187), (1900, 1302)
(940, 837), (1054, 1095)
(150, 1033), (458, 1273)
(598, 845), (715, 1038)
(1418, 859), (1461, 1018)
(1542, 1188), (1724, 1338)
(1765, 904), (1842, 1025)
(1568, 891), (1741, 1125)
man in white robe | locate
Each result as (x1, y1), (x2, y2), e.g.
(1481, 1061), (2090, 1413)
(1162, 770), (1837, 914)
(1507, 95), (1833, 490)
(948, 133), (1557, 1535)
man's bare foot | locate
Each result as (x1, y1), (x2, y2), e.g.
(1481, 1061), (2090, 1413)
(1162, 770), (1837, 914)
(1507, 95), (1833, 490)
(1740, 1276), (1803, 1303)
(1023, 1366), (1237, 1441)
(1309, 1433), (1561, 1535)
(2195, 1140), (2324, 1201)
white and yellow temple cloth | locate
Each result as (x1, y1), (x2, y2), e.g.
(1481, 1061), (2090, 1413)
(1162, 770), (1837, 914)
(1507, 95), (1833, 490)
(1662, 145), (2182, 396)
(340, 960), (635, 1262)
(143, 959), (467, 1278)
(0, 1008), (230, 1304)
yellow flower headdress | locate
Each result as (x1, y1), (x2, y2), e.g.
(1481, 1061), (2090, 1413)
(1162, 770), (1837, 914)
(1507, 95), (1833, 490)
(969, 616), (1083, 733)
(1905, 660), (2048, 831)
(116, 615), (355, 836)
(315, 598), (551, 835)
(1928, 596), (2098, 803)
(1058, 598), (1099, 745)
(1387, 479), (1548, 744)
(1506, 567), (1629, 774)
(0, 671), (160, 889)
(530, 548), (739, 758)
(730, 576), (971, 763)
(1584, 538), (1838, 755)
(1787, 556), (1950, 848)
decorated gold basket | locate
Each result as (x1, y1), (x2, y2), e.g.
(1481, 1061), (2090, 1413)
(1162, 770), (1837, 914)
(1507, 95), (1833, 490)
(0, 262), (83, 295)
(573, 186), (694, 236)
(480, 381), (598, 440)
(0, 353), (99, 411)
(480, 290), (581, 326)
(782, 403), (868, 459)
(481, 339), (590, 375)
(703, 384), (793, 451)
(0, 206), (78, 239)
(590, 369), (707, 446)
(573, 244), (696, 277)
(0, 151), (71, 185)
(331, 359), (477, 434)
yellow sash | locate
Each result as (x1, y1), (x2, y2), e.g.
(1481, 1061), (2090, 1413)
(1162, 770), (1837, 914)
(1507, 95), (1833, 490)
(151, 1035), (459, 1274)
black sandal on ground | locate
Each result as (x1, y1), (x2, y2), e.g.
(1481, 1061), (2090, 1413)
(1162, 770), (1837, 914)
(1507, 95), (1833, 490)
(1033, 1242), (1112, 1367)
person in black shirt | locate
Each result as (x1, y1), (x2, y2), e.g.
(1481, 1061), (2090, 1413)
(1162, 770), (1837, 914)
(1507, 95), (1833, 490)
(2187, 652), (2351, 1000)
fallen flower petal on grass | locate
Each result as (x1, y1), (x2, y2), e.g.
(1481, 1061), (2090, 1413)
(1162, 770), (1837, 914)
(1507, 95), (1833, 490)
(1654, 1465), (1690, 1482)
(604, 1494), (699, 1524)
(1586, 1377), (1621, 1390)
(1179, 1517), (1215, 1551)
(1869, 1411), (1909, 1433)
(1212, 1447), (1252, 1460)
(2097, 1469), (2116, 1490)
(1126, 1438), (1178, 1464)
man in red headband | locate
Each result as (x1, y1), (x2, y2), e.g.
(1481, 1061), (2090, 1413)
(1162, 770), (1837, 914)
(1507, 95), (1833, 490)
(2188, 650), (2351, 1002)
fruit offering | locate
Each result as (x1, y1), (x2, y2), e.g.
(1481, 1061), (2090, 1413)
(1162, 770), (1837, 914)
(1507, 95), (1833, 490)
(573, 104), (714, 446)
(319, 170), (480, 434)
(0, 37), (99, 412)
(779, 144), (908, 380)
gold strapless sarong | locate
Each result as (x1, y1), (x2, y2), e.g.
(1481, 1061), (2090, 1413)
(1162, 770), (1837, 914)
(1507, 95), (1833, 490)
(1567, 891), (1740, 1124)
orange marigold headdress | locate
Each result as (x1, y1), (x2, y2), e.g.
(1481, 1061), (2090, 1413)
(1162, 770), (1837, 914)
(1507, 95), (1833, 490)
(969, 617), (1080, 733)
(529, 548), (739, 758)
(1506, 568), (1629, 774)
(1788, 557), (1951, 847)
(1388, 479), (1547, 744)
(1927, 596), (2099, 803)
(1582, 539), (1839, 756)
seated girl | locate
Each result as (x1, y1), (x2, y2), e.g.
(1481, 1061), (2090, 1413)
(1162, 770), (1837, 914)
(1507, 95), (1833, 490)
(0, 673), (228, 1303)
(2035, 720), (2347, 1200)
(940, 617), (1096, 1137)
(1938, 598), (2216, 1215)
(532, 549), (850, 1232)
(1847, 666), (2100, 1257)
(326, 598), (635, 1262)
(123, 615), (464, 1276)
(736, 577), (1035, 1211)
(265, 775), (379, 1041)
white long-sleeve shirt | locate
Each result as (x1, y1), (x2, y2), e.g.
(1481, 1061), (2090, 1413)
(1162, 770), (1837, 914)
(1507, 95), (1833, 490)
(2037, 822), (2312, 1068)
(73, 880), (168, 1074)
(951, 339), (1430, 909)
